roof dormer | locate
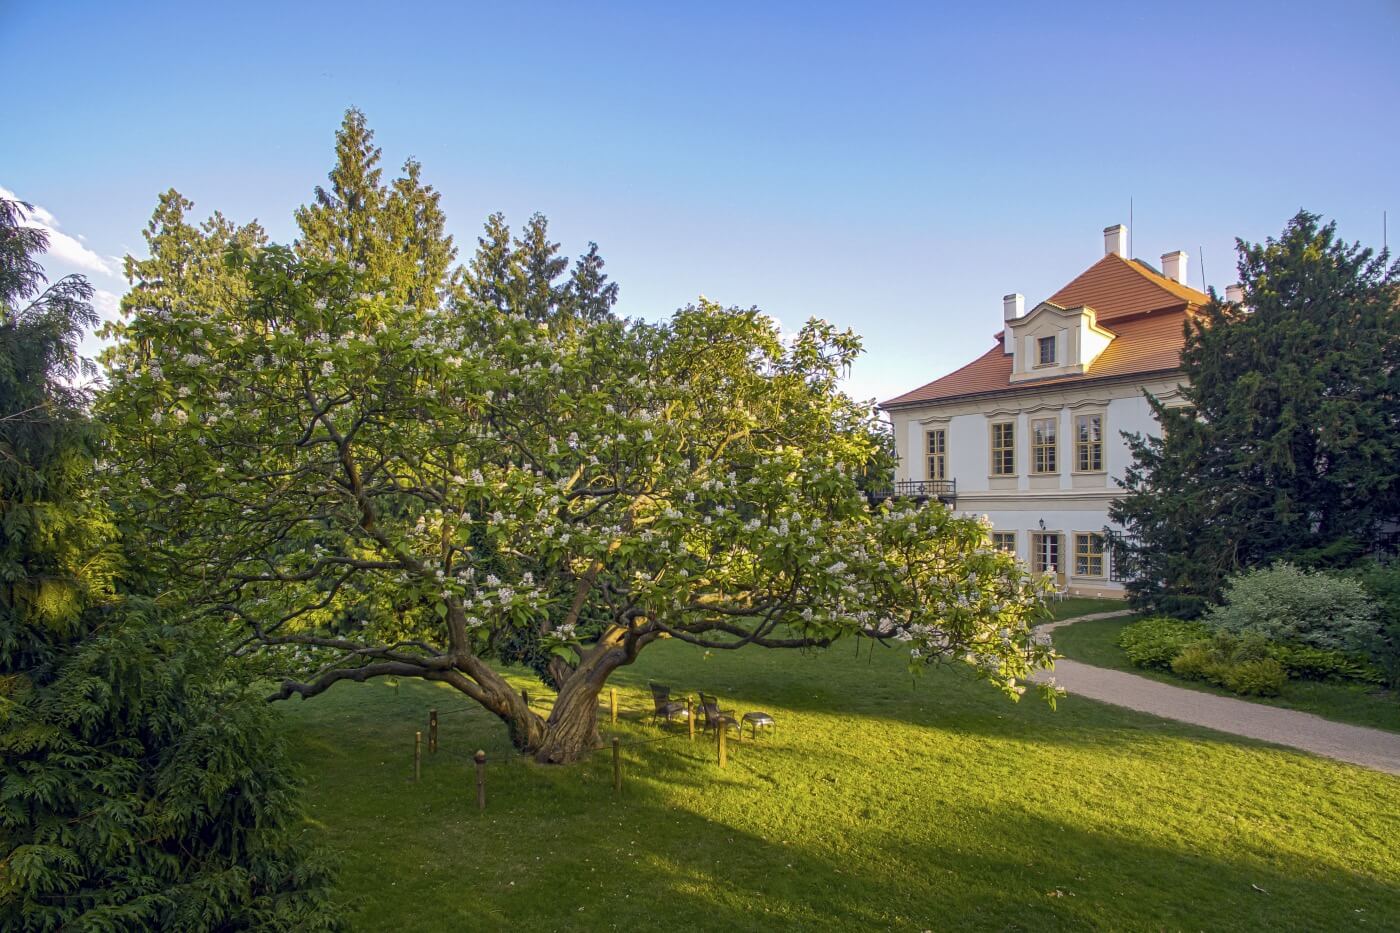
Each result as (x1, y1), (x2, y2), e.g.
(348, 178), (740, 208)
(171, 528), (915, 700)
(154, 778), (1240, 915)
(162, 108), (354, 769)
(1003, 301), (1115, 383)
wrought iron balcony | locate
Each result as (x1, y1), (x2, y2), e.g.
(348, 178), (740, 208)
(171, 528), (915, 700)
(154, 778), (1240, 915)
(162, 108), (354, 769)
(865, 479), (957, 507)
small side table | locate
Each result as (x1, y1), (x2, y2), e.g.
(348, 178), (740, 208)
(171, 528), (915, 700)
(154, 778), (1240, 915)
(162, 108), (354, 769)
(741, 711), (775, 740)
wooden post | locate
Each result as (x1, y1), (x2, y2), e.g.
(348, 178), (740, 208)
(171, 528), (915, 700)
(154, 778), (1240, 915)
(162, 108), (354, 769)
(717, 724), (727, 768)
(609, 687), (617, 725)
(414, 731), (422, 781)
(686, 698), (694, 741)
(428, 709), (438, 753)
(474, 750), (487, 811)
(612, 736), (622, 793)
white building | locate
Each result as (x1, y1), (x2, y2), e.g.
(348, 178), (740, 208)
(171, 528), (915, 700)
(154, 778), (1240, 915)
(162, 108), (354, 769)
(879, 224), (1212, 597)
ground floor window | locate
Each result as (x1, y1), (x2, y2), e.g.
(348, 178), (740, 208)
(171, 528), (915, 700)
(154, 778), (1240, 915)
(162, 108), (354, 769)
(991, 531), (1016, 554)
(1075, 532), (1105, 578)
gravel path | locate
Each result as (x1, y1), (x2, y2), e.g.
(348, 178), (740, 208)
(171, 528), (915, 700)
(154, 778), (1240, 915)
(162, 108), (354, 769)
(1035, 611), (1400, 777)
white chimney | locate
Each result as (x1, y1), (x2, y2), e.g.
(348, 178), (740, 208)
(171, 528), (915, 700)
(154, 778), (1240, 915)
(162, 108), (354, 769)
(1002, 293), (1023, 353)
(1003, 293), (1024, 321)
(1161, 250), (1188, 284)
(1225, 284), (1246, 304)
(1104, 224), (1128, 258)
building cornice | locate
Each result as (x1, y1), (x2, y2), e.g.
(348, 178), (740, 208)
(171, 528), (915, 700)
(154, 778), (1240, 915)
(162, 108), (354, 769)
(880, 367), (1182, 413)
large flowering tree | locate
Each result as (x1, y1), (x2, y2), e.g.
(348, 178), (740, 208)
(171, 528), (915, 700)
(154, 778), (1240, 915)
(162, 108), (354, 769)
(103, 246), (1052, 762)
(100, 116), (1053, 763)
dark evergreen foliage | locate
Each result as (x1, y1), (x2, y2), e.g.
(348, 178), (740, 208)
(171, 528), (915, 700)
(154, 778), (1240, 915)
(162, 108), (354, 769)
(1113, 211), (1399, 614)
(465, 204), (619, 327)
(0, 199), (340, 930)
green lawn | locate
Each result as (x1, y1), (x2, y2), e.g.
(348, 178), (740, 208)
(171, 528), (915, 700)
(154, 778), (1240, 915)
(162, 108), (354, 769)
(1052, 614), (1400, 733)
(1044, 596), (1129, 622)
(281, 638), (1400, 931)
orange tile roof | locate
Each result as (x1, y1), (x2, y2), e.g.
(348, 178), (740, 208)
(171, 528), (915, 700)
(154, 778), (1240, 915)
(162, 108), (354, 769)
(881, 254), (1207, 409)
(1049, 253), (1208, 320)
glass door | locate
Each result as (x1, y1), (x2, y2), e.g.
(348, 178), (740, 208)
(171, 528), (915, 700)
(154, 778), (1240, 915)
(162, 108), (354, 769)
(1032, 533), (1063, 584)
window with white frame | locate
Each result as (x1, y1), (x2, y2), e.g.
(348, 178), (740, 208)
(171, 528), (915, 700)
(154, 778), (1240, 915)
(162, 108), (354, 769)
(990, 421), (1015, 476)
(1076, 414), (1104, 472)
(926, 429), (946, 481)
(1031, 417), (1057, 474)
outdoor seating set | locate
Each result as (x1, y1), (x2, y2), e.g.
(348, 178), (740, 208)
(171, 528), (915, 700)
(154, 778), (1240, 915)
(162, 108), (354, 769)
(647, 683), (775, 740)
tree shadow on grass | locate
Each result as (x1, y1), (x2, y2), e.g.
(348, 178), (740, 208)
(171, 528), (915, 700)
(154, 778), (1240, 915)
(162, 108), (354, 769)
(285, 690), (1400, 931)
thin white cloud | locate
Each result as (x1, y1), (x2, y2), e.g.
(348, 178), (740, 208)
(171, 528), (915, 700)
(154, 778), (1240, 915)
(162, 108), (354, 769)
(1, 184), (118, 277)
(93, 288), (122, 320)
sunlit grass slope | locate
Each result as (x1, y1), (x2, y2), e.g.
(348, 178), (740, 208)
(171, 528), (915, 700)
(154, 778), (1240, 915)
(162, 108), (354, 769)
(281, 635), (1400, 931)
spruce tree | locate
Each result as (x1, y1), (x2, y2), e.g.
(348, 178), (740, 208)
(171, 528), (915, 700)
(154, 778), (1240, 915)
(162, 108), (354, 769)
(1113, 211), (1399, 613)
(295, 108), (458, 310)
(561, 241), (620, 323)
(512, 212), (568, 322)
(466, 211), (519, 315)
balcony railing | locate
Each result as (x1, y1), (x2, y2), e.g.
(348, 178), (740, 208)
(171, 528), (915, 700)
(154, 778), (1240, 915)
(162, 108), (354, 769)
(865, 479), (957, 507)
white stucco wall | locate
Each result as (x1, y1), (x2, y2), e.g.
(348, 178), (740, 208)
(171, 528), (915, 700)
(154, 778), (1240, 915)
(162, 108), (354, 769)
(884, 373), (1183, 597)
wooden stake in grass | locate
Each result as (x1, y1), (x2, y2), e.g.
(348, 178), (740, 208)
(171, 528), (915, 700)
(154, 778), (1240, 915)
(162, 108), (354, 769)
(414, 731), (422, 781)
(612, 736), (622, 793)
(474, 749), (487, 811)
(429, 708), (438, 753)
(609, 687), (617, 725)
(717, 723), (727, 768)
(687, 698), (694, 741)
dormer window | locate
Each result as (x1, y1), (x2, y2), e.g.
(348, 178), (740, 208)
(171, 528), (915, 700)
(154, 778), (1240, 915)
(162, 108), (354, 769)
(1005, 301), (1114, 384)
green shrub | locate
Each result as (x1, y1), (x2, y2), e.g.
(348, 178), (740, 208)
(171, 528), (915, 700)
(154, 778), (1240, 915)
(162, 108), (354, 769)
(1219, 658), (1287, 696)
(1267, 643), (1381, 683)
(1117, 617), (1210, 670)
(1170, 643), (1222, 682)
(1168, 640), (1286, 696)
(1205, 563), (1377, 653)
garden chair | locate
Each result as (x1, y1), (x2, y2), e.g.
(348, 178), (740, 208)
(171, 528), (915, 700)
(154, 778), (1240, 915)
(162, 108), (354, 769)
(696, 692), (741, 737)
(648, 682), (689, 727)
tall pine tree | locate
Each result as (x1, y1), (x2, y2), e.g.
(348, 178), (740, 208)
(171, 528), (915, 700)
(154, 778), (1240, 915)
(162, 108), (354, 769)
(561, 241), (620, 323)
(1113, 211), (1399, 614)
(295, 108), (459, 311)
(465, 211), (619, 328)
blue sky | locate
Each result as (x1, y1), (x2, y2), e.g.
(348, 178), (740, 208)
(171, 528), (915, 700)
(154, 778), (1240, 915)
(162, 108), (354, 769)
(3, 0), (1397, 403)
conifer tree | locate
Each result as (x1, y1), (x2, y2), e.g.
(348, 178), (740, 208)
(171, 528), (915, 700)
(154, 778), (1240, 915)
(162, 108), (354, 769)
(0, 200), (340, 930)
(562, 241), (620, 323)
(122, 189), (265, 325)
(1113, 211), (1399, 613)
(513, 212), (568, 322)
(295, 108), (458, 310)
(466, 211), (519, 315)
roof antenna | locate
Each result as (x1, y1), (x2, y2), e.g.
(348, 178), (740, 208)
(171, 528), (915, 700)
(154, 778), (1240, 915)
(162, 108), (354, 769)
(1129, 197), (1133, 259)
(1199, 246), (1207, 292)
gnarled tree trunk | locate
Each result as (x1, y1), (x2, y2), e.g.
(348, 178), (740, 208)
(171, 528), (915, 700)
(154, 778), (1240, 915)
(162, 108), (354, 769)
(516, 634), (640, 764)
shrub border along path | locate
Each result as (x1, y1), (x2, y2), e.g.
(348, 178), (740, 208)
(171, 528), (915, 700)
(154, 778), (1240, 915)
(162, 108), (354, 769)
(1037, 612), (1400, 776)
